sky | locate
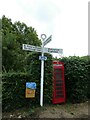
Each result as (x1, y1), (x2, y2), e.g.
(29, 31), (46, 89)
(0, 0), (89, 57)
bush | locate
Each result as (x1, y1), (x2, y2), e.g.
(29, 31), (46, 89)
(26, 52), (53, 104)
(2, 54), (89, 111)
(2, 73), (31, 111)
(60, 56), (89, 103)
(2, 52), (53, 112)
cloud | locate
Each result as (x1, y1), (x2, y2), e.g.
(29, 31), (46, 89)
(12, 0), (61, 23)
(33, 0), (60, 23)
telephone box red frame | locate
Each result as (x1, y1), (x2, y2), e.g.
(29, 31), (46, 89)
(52, 61), (66, 104)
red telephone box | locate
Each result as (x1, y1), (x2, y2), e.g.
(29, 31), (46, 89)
(52, 61), (66, 104)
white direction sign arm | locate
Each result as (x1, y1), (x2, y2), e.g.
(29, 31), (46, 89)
(43, 35), (52, 46)
(48, 48), (63, 54)
(43, 47), (63, 54)
(22, 44), (42, 52)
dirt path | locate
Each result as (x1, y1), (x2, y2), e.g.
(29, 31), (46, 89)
(37, 102), (88, 118)
(2, 101), (89, 119)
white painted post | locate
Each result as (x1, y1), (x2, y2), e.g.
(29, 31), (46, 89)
(40, 34), (46, 106)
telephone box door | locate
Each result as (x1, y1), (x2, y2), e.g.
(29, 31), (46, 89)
(53, 61), (66, 104)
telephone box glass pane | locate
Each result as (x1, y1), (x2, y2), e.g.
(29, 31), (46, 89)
(56, 87), (62, 90)
(56, 80), (63, 83)
(56, 83), (63, 86)
(55, 69), (62, 74)
(56, 95), (64, 98)
(55, 74), (62, 80)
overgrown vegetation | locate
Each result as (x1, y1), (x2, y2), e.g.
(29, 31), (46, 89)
(2, 55), (89, 112)
(60, 56), (90, 103)
(2, 53), (53, 112)
(1, 15), (41, 72)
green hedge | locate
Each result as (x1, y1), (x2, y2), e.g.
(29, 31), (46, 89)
(2, 73), (31, 111)
(60, 56), (89, 103)
(2, 52), (53, 112)
(2, 54), (90, 112)
(26, 52), (53, 104)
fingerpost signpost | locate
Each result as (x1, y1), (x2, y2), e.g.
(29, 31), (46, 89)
(22, 34), (63, 106)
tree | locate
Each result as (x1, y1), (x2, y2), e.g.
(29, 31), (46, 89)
(1, 15), (41, 72)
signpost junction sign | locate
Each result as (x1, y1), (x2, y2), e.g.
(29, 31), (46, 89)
(22, 34), (63, 107)
(22, 44), (63, 54)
